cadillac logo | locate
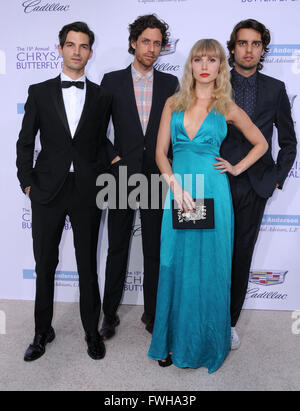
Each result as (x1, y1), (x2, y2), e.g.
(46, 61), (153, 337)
(22, 0), (70, 13)
(249, 270), (288, 286)
(160, 39), (179, 56)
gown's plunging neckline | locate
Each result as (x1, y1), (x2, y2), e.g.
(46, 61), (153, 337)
(182, 109), (212, 142)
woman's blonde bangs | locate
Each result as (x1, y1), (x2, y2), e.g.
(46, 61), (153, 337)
(191, 39), (224, 61)
(171, 39), (233, 115)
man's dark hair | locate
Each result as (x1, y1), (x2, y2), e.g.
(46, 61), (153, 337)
(59, 21), (95, 49)
(128, 14), (170, 55)
(227, 19), (271, 71)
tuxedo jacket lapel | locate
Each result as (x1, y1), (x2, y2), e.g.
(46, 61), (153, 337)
(73, 79), (94, 138)
(50, 75), (72, 137)
(124, 65), (145, 137)
(145, 69), (161, 137)
(49, 75), (96, 139)
(253, 72), (266, 123)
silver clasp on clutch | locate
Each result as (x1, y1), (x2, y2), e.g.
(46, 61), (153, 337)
(178, 204), (207, 224)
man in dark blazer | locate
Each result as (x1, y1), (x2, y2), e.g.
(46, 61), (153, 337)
(16, 22), (111, 361)
(221, 19), (297, 349)
(99, 14), (179, 339)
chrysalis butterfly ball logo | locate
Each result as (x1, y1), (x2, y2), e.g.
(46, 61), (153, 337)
(0, 50), (6, 75)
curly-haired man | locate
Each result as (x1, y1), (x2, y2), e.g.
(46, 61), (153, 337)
(99, 14), (179, 339)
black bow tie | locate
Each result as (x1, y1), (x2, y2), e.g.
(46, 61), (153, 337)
(61, 81), (84, 89)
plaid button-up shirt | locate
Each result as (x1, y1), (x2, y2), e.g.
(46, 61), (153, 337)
(131, 64), (153, 135)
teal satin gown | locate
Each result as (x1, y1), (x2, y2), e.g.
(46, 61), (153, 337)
(148, 109), (234, 373)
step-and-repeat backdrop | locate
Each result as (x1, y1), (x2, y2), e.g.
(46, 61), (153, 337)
(0, 0), (299, 311)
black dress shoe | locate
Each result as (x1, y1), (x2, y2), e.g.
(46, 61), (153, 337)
(24, 327), (55, 362)
(85, 333), (106, 360)
(141, 312), (154, 334)
(158, 354), (173, 367)
(99, 315), (120, 340)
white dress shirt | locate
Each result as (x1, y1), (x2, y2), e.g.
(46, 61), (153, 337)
(61, 72), (86, 172)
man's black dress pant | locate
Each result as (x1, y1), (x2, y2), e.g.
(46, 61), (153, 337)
(31, 174), (102, 335)
(229, 173), (267, 327)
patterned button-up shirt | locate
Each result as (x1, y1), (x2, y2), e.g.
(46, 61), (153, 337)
(132, 64), (153, 135)
(232, 69), (258, 119)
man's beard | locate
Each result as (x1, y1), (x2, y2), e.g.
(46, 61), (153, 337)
(136, 54), (156, 69)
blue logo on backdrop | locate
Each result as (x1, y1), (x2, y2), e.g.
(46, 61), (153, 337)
(16, 46), (63, 70)
(268, 45), (300, 56)
(265, 44), (300, 64)
(262, 215), (300, 226)
(22, 1), (70, 13)
(260, 214), (300, 233)
(23, 269), (79, 282)
(17, 104), (25, 114)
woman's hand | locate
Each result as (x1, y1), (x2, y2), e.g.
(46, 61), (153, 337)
(214, 157), (239, 176)
(169, 176), (195, 212)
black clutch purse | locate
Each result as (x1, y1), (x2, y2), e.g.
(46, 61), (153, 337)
(172, 198), (215, 229)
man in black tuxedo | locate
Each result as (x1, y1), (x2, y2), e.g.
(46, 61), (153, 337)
(99, 14), (179, 339)
(221, 19), (297, 349)
(16, 22), (111, 361)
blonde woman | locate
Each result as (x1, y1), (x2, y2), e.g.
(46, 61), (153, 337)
(148, 39), (268, 373)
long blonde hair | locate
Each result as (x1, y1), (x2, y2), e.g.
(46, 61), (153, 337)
(171, 39), (233, 115)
